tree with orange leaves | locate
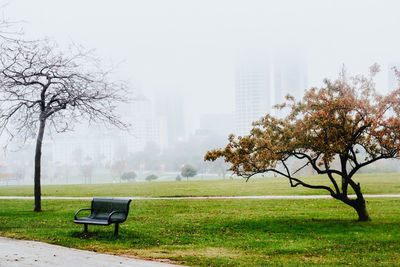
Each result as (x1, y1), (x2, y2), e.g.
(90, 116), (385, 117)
(205, 65), (400, 221)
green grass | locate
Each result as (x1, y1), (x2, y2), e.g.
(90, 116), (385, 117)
(1, 198), (400, 266)
(1, 174), (400, 265)
(1, 173), (400, 197)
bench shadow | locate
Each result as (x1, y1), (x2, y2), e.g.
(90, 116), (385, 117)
(71, 231), (100, 238)
(69, 228), (159, 244)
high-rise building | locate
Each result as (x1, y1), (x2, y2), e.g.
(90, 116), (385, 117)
(235, 62), (272, 136)
(127, 94), (167, 152)
(273, 58), (308, 106)
(234, 56), (307, 136)
(155, 90), (185, 148)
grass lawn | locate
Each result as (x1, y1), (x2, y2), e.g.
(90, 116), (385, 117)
(1, 173), (400, 197)
(1, 198), (400, 266)
(1, 174), (400, 266)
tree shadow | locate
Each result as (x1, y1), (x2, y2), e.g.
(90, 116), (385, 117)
(192, 216), (400, 236)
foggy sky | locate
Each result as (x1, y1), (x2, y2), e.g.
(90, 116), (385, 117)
(4, 0), (400, 133)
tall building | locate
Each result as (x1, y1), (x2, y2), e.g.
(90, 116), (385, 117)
(235, 56), (307, 136)
(235, 62), (272, 136)
(273, 57), (308, 106)
(127, 95), (167, 152)
(155, 90), (185, 148)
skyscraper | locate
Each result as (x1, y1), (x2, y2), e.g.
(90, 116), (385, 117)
(155, 90), (185, 148)
(127, 94), (167, 152)
(273, 57), (308, 106)
(234, 56), (307, 136)
(235, 62), (272, 136)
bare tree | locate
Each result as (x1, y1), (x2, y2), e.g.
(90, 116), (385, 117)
(0, 40), (128, 211)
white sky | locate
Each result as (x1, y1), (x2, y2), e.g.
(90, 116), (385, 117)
(4, 0), (400, 133)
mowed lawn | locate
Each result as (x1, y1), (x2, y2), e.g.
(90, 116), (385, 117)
(1, 173), (400, 197)
(0, 198), (399, 266)
(1, 174), (400, 266)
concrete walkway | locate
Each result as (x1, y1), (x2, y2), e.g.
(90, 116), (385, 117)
(0, 194), (400, 200)
(0, 237), (180, 267)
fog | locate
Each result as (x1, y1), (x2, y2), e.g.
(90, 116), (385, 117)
(1, 0), (400, 185)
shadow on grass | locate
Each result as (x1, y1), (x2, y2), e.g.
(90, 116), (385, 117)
(191, 216), (400, 237)
(69, 229), (160, 246)
(71, 231), (102, 239)
(173, 217), (400, 257)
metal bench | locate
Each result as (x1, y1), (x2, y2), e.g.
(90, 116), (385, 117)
(74, 198), (131, 236)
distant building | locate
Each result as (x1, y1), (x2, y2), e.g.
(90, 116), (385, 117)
(234, 56), (307, 136)
(48, 93), (167, 164)
(155, 90), (185, 148)
(49, 128), (119, 164)
(126, 94), (167, 152)
(273, 57), (308, 105)
(235, 62), (272, 136)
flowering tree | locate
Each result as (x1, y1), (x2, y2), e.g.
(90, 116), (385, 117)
(205, 65), (400, 221)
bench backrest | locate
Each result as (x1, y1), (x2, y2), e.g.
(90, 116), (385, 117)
(90, 198), (131, 221)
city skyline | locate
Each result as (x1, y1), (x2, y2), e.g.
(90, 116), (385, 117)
(4, 0), (400, 136)
(1, 0), (400, 184)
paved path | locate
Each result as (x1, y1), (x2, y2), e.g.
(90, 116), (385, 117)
(0, 194), (400, 200)
(0, 237), (180, 267)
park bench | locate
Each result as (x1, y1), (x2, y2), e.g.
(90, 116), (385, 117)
(74, 198), (131, 236)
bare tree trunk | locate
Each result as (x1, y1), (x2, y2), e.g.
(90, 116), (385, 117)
(337, 194), (371, 221)
(354, 198), (371, 222)
(336, 174), (371, 222)
(34, 119), (46, 212)
(350, 180), (371, 222)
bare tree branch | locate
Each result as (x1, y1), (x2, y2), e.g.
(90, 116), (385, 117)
(0, 39), (130, 211)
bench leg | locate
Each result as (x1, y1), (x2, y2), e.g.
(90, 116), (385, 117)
(84, 224), (88, 233)
(114, 223), (119, 236)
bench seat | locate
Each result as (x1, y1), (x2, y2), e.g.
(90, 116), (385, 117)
(74, 218), (111, 225)
(74, 198), (131, 235)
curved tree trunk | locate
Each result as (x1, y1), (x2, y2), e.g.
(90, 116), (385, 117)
(34, 119), (46, 212)
(337, 194), (371, 221)
(337, 174), (371, 221)
(353, 198), (371, 222)
(350, 181), (371, 221)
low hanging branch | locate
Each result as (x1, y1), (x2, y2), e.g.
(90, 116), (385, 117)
(205, 64), (400, 221)
(0, 40), (129, 211)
